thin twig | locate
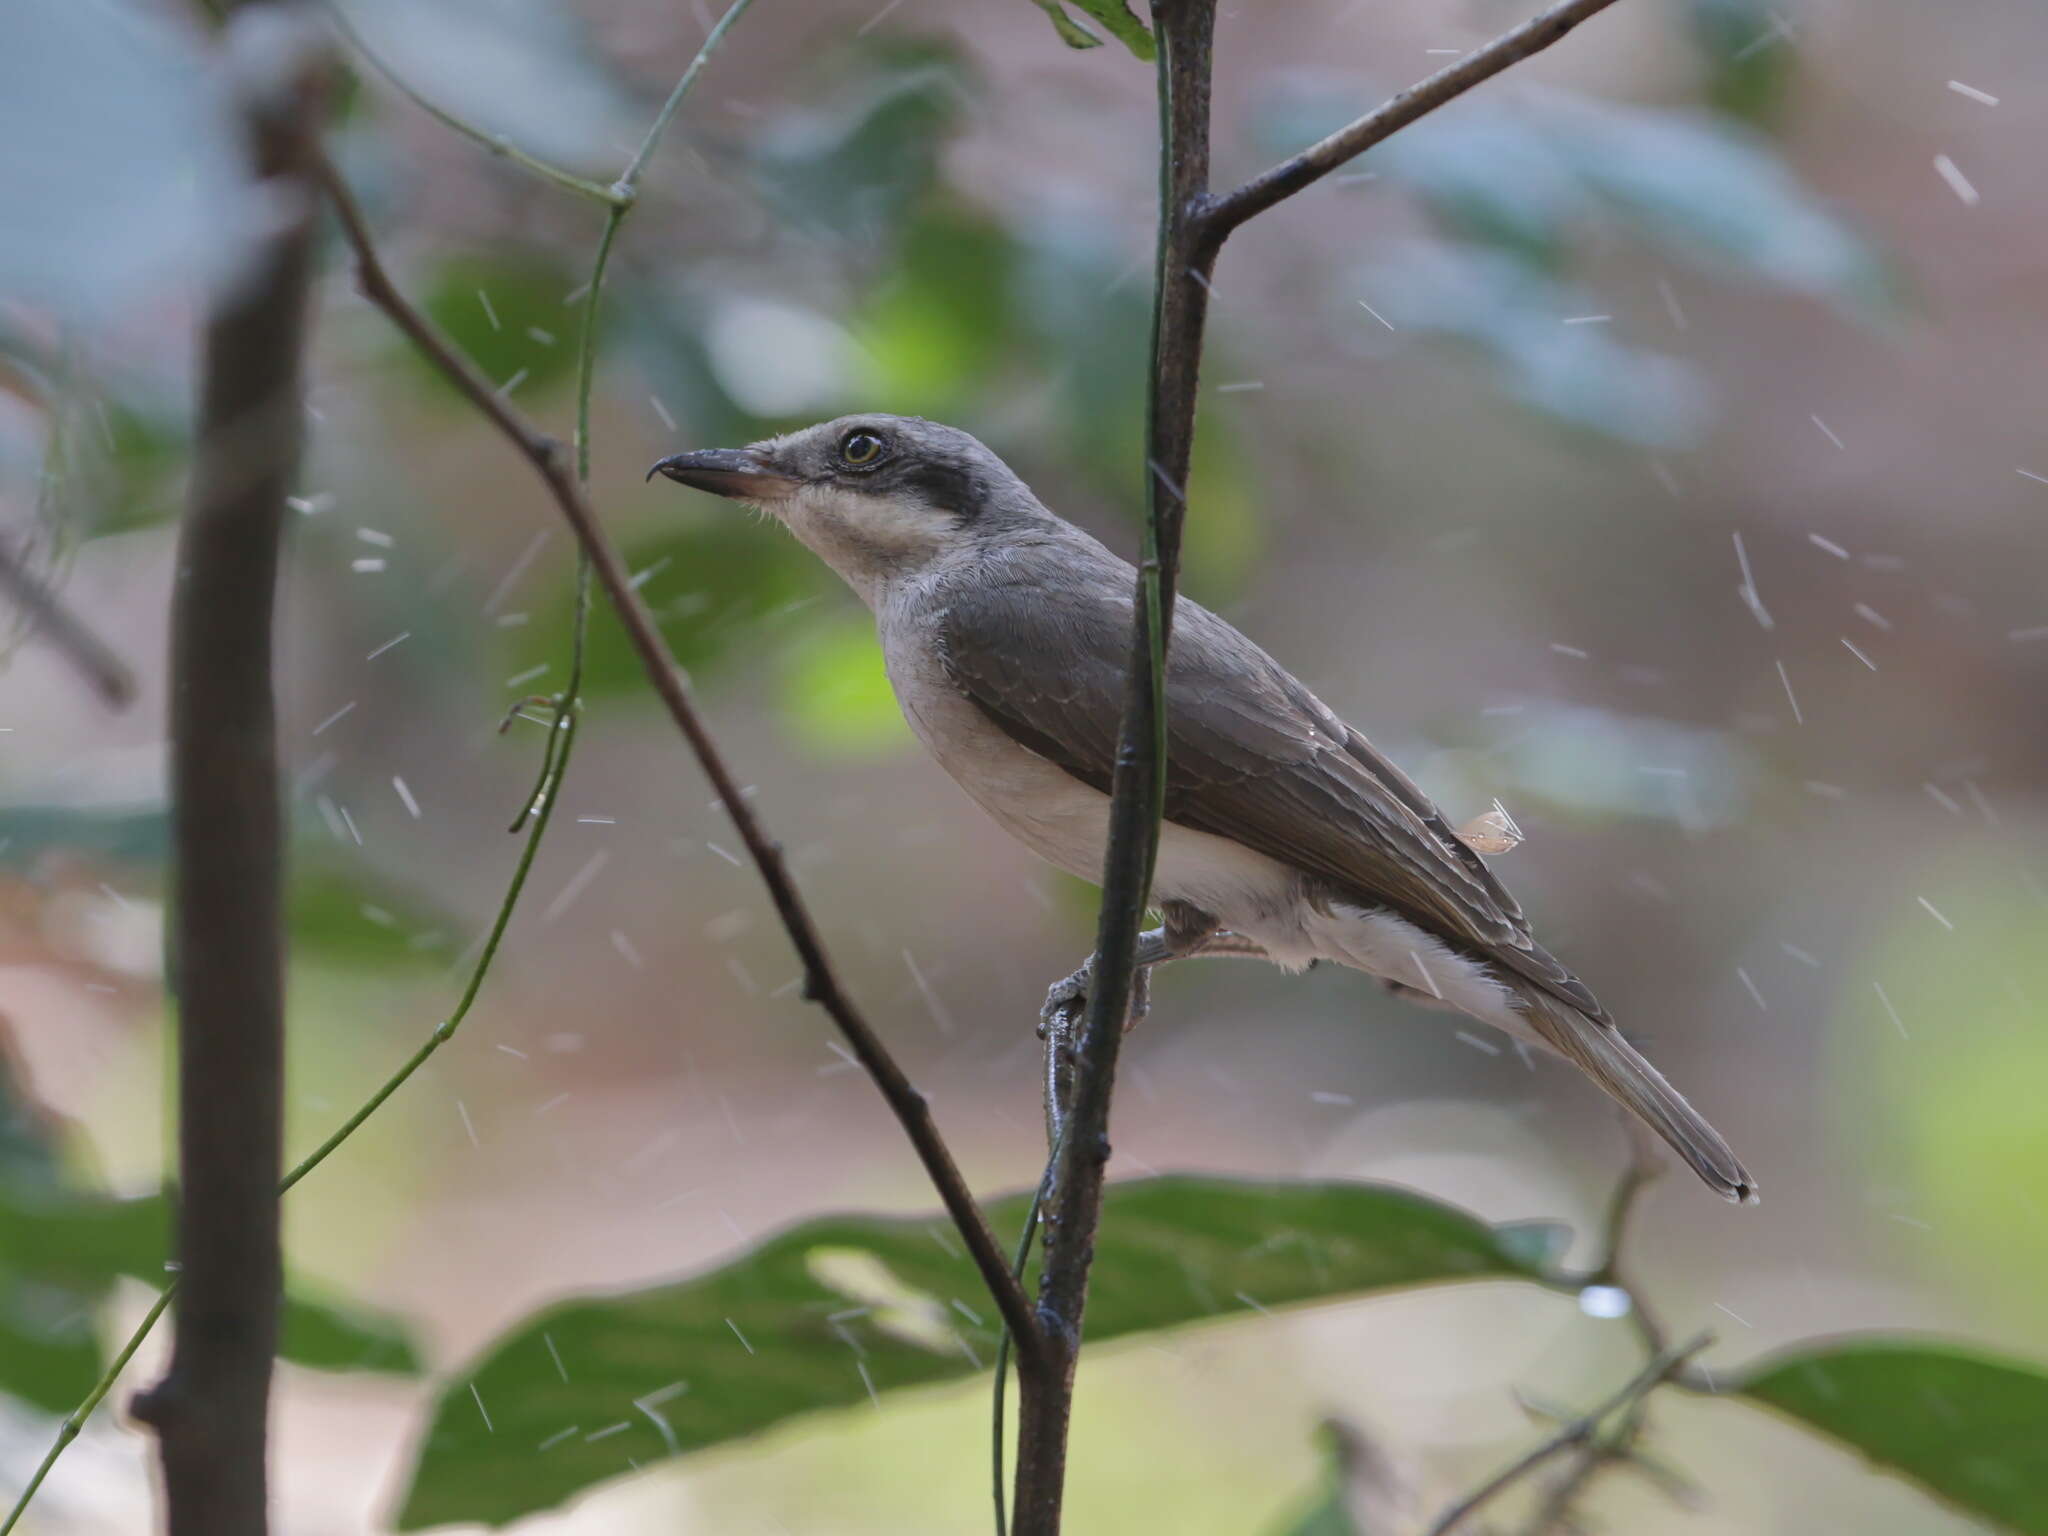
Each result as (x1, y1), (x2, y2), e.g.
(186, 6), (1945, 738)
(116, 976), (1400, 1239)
(1586, 1123), (1669, 1357)
(314, 0), (624, 205)
(991, 1181), (1048, 1536)
(1497, 1132), (1681, 1534)
(0, 1288), (175, 1536)
(1422, 1334), (1711, 1536)
(1202, 0), (1627, 243)
(125, 13), (327, 1530)
(1516, 1419), (1623, 1536)
(0, 540), (136, 706)
(311, 148), (1042, 1368)
(613, 0), (757, 197)
(280, 710), (583, 1195)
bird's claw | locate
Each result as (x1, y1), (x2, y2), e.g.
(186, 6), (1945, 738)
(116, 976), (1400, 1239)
(1039, 962), (1091, 1039)
(1037, 958), (1151, 1038)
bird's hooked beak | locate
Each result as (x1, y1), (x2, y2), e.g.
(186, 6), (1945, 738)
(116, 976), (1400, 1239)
(646, 447), (799, 501)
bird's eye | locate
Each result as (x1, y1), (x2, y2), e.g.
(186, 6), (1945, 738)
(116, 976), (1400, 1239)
(838, 430), (887, 469)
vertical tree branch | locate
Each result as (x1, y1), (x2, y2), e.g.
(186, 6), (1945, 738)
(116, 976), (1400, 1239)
(125, 10), (326, 1534)
(1013, 5), (1219, 1530)
(1015, 1), (1634, 1527)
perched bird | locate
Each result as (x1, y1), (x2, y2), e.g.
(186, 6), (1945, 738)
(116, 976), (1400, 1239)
(651, 416), (1756, 1203)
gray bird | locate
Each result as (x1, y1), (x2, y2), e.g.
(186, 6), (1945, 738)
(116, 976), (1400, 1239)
(651, 415), (1756, 1203)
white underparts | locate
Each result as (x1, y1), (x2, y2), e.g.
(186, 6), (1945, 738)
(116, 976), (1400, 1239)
(1299, 902), (1526, 1033)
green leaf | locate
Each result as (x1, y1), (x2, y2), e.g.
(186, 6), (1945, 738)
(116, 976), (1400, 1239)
(290, 861), (458, 970)
(0, 1275), (106, 1415)
(533, 511), (827, 698)
(281, 1286), (423, 1376)
(1366, 241), (1710, 449)
(1534, 97), (1898, 314)
(778, 620), (910, 759)
(1027, 0), (1103, 50)
(0, 1048), (109, 1413)
(852, 210), (1019, 413)
(396, 1176), (1552, 1529)
(751, 40), (966, 241)
(1688, 0), (1796, 128)
(417, 254), (582, 401)
(0, 1180), (162, 1412)
(1740, 1339), (2048, 1534)
(1257, 87), (1892, 315)
(1067, 0), (1154, 60)
(0, 1175), (422, 1421)
(1268, 1421), (1370, 1535)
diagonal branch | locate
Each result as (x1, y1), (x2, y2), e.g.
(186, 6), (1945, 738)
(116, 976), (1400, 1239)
(1422, 1334), (1711, 1536)
(1202, 0), (1627, 243)
(310, 151), (1043, 1369)
(0, 539), (136, 707)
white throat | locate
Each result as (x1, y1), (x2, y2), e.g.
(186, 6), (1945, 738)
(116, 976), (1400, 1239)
(769, 482), (958, 609)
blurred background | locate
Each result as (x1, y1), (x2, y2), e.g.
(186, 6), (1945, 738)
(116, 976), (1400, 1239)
(4, 0), (2047, 1529)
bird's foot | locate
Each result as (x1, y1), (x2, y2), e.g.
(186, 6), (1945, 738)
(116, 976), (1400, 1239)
(1039, 956), (1151, 1038)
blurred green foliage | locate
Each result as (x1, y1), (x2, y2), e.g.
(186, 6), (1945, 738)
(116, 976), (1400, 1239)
(1741, 1341), (2048, 1535)
(0, 1048), (420, 1415)
(1266, 1421), (1372, 1536)
(398, 1177), (1546, 1528)
(0, 804), (457, 970)
(419, 254), (583, 400)
(753, 40), (965, 243)
(535, 513), (827, 697)
(1840, 867), (2048, 1322)
(1253, 52), (1891, 447)
(1687, 0), (1797, 127)
(779, 619), (911, 758)
(287, 862), (459, 969)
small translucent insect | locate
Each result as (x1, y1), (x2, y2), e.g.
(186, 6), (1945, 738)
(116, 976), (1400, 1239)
(1456, 800), (1524, 856)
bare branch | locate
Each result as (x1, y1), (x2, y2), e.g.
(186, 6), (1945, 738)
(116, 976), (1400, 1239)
(1586, 1120), (1670, 1357)
(311, 150), (1043, 1370)
(0, 539), (135, 706)
(1202, 0), (1627, 242)
(1013, 0), (1640, 1526)
(124, 10), (328, 1532)
(1012, 6), (1220, 1529)
(313, 0), (624, 205)
(1424, 1334), (1711, 1536)
(615, 0), (758, 197)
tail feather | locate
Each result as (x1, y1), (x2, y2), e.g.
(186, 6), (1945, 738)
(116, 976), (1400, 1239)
(1518, 991), (1757, 1204)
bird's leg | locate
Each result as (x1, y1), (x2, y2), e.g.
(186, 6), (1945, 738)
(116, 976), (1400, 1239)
(1037, 901), (1269, 1040)
(1040, 903), (1273, 1147)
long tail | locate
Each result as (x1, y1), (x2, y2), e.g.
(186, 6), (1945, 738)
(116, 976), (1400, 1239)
(1517, 990), (1758, 1204)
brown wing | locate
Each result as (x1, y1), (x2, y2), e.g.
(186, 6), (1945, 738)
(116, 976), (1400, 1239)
(933, 557), (1607, 1021)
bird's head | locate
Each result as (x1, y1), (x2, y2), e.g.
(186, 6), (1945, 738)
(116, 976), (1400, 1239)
(648, 414), (1031, 603)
